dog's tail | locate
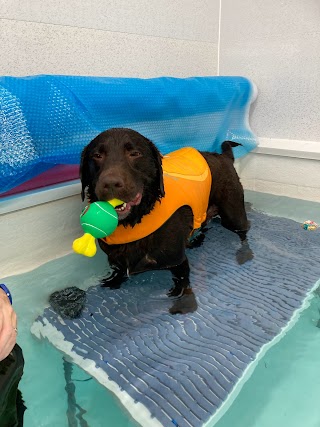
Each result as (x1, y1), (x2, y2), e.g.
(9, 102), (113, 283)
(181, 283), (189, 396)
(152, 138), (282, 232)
(221, 141), (242, 162)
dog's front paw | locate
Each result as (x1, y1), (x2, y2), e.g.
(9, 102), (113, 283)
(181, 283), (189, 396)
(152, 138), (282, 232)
(100, 269), (127, 289)
(169, 288), (198, 315)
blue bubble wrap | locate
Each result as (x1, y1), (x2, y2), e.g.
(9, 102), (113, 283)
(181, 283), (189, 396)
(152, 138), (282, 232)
(0, 75), (257, 194)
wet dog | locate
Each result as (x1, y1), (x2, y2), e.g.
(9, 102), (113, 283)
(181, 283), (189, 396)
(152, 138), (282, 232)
(80, 128), (252, 314)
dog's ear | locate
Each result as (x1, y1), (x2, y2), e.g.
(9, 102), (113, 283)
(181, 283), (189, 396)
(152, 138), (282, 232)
(149, 141), (165, 198)
(79, 145), (91, 201)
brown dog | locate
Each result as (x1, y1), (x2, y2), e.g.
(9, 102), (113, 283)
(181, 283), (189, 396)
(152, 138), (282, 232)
(80, 128), (252, 314)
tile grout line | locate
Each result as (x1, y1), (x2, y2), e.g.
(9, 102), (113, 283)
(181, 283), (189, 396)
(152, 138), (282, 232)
(0, 16), (216, 45)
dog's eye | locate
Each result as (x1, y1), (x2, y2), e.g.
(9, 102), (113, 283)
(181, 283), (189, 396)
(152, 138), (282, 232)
(93, 153), (103, 160)
(129, 151), (141, 158)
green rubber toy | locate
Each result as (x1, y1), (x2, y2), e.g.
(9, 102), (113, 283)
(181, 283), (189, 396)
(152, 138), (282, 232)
(72, 199), (122, 257)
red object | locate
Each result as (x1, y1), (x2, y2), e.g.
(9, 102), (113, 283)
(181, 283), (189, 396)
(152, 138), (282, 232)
(0, 165), (79, 198)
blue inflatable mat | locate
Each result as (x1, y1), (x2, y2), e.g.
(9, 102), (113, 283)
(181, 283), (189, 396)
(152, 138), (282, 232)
(0, 75), (257, 194)
(32, 210), (320, 427)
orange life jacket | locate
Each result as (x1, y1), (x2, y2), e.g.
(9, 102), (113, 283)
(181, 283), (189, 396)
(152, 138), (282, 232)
(102, 147), (212, 245)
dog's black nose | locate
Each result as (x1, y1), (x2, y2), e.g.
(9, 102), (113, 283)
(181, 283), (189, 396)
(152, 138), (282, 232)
(101, 173), (125, 190)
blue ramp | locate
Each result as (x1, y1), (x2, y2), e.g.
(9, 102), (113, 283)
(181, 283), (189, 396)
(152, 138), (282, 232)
(32, 210), (320, 427)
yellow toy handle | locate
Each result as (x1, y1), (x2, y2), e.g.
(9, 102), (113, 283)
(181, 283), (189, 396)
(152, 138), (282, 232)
(108, 198), (123, 208)
(72, 233), (97, 257)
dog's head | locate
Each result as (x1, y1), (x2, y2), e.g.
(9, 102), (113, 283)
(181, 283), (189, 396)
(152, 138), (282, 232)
(80, 128), (165, 227)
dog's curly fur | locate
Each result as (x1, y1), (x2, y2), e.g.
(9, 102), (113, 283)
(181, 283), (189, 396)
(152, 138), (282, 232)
(80, 128), (252, 314)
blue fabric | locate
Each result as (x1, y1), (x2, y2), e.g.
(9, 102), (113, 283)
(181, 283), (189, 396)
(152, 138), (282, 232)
(33, 210), (320, 427)
(0, 75), (257, 194)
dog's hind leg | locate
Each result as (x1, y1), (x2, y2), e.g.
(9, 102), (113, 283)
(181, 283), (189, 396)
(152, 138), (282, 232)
(235, 239), (253, 265)
(219, 201), (253, 265)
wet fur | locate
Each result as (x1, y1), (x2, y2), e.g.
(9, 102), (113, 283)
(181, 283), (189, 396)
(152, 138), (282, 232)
(80, 128), (252, 314)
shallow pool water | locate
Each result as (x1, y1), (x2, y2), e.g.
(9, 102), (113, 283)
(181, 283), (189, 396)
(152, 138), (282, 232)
(6, 251), (139, 427)
(4, 191), (320, 427)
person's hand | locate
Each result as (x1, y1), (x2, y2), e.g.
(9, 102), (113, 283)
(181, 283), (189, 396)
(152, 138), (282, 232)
(0, 289), (17, 361)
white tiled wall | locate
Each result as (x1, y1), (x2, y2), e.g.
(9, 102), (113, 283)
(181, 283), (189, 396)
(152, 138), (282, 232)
(1, 0), (319, 141)
(0, 1), (219, 77)
(219, 0), (320, 201)
(219, 0), (320, 143)
(1, 0), (218, 42)
(1, 0), (320, 205)
(1, 1), (320, 276)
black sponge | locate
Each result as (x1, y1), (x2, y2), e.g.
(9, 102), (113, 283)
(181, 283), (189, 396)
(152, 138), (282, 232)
(49, 287), (86, 319)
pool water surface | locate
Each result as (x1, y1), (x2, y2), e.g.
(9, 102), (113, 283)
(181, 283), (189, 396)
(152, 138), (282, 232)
(4, 191), (320, 427)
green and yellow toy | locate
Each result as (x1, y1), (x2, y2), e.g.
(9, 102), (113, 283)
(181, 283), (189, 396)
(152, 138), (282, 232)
(72, 199), (122, 257)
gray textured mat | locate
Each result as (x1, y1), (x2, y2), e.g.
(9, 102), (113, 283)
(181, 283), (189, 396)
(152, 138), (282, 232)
(32, 210), (320, 427)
